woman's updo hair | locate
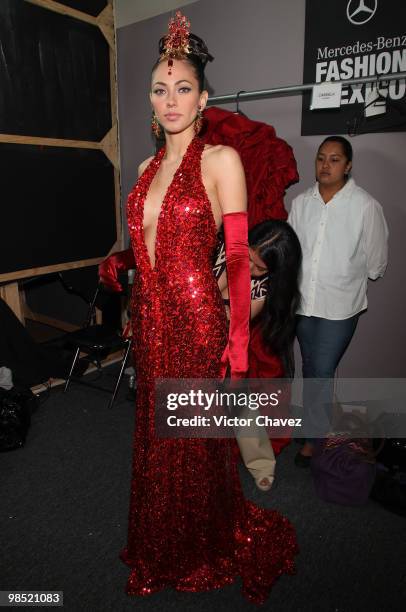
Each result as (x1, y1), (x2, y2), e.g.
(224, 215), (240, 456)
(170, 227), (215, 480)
(152, 33), (214, 92)
(319, 135), (353, 162)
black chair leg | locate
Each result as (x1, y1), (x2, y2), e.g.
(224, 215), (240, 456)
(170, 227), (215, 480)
(108, 340), (132, 409)
(64, 347), (80, 393)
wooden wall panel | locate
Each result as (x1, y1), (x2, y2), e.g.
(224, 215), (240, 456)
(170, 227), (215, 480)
(48, 0), (107, 16)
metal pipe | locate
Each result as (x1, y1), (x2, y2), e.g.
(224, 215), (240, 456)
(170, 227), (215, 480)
(207, 72), (406, 105)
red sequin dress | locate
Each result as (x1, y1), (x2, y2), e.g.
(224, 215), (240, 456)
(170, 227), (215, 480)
(121, 136), (298, 605)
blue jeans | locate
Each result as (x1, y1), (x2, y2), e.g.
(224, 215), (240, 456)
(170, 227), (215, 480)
(296, 314), (359, 442)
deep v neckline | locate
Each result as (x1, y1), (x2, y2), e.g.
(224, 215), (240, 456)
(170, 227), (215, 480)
(141, 137), (198, 272)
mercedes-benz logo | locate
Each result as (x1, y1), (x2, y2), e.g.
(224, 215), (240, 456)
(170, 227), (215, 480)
(347, 0), (377, 25)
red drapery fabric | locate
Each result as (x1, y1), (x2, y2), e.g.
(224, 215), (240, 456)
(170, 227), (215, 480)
(202, 106), (299, 228)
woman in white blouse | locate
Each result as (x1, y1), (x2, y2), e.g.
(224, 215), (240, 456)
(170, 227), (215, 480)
(288, 136), (388, 467)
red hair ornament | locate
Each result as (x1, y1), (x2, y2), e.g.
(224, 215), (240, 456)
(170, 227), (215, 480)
(158, 11), (214, 74)
(160, 11), (191, 74)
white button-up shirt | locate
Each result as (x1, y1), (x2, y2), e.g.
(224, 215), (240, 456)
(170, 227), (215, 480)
(288, 178), (389, 320)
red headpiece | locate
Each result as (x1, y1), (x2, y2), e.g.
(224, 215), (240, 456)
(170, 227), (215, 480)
(158, 11), (214, 75)
(160, 11), (191, 74)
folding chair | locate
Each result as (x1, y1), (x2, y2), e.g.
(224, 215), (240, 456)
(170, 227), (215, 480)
(59, 274), (132, 408)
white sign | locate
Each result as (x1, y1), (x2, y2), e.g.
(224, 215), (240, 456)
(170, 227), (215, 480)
(310, 82), (343, 109)
(302, 0), (406, 135)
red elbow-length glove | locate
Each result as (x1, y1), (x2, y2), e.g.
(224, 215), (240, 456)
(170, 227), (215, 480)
(98, 248), (136, 293)
(220, 211), (251, 380)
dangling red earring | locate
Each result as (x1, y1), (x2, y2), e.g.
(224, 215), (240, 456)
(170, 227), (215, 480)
(194, 107), (203, 134)
(151, 112), (162, 138)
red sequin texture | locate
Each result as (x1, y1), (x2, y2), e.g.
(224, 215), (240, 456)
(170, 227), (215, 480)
(121, 136), (298, 605)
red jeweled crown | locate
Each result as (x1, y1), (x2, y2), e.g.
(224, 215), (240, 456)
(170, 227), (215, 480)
(160, 11), (191, 74)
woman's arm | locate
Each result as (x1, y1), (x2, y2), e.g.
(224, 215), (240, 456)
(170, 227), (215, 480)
(363, 198), (389, 280)
(211, 147), (251, 379)
(213, 147), (247, 214)
(250, 298), (266, 321)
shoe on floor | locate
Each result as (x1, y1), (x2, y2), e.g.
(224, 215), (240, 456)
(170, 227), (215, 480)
(294, 451), (312, 468)
(255, 475), (274, 492)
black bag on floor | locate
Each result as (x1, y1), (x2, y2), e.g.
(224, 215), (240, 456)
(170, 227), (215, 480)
(376, 438), (406, 472)
(0, 387), (38, 452)
(369, 438), (406, 516)
(370, 465), (406, 517)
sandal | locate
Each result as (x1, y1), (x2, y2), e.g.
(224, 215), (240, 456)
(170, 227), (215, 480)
(255, 475), (274, 492)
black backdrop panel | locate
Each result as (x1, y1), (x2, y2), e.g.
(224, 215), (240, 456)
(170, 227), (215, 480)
(0, 144), (117, 275)
(0, 0), (111, 140)
(302, 0), (406, 135)
(53, 1), (107, 17)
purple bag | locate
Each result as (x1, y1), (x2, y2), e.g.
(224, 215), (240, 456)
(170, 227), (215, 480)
(311, 436), (377, 506)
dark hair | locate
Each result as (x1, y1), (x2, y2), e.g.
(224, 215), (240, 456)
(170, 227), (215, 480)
(153, 33), (213, 92)
(318, 136), (353, 162)
(249, 220), (302, 378)
(184, 54), (206, 92)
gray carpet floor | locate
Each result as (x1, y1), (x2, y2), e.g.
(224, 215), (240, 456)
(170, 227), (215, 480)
(1, 366), (406, 612)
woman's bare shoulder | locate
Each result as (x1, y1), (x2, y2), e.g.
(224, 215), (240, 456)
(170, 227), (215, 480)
(138, 156), (154, 177)
(203, 144), (240, 163)
(203, 144), (244, 183)
(203, 145), (242, 171)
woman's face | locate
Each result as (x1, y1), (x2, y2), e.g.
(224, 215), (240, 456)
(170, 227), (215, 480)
(315, 141), (352, 189)
(150, 59), (207, 135)
(249, 247), (268, 277)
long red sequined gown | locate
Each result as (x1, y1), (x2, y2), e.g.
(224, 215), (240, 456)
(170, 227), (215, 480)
(121, 136), (298, 605)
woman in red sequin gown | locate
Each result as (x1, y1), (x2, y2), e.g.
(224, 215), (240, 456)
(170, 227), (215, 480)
(120, 26), (297, 605)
